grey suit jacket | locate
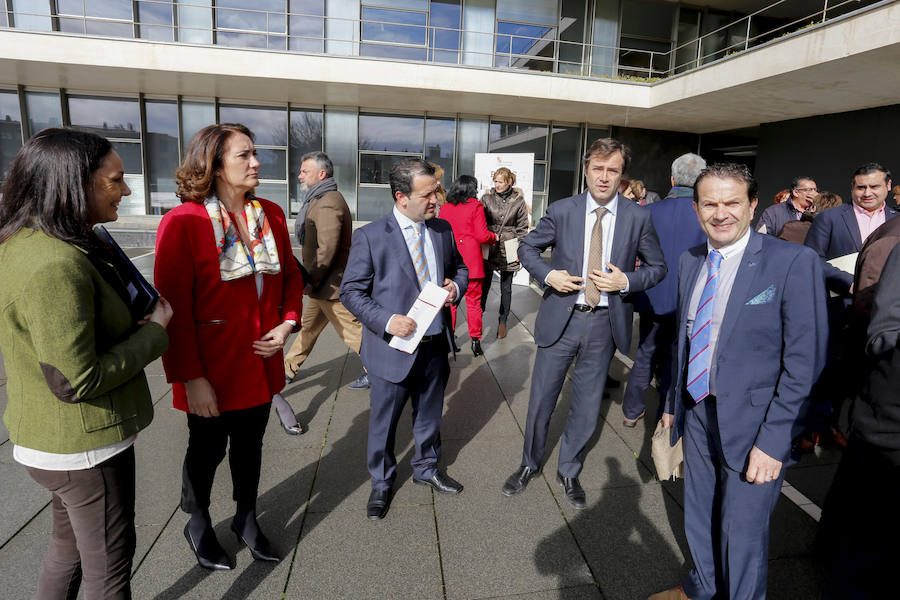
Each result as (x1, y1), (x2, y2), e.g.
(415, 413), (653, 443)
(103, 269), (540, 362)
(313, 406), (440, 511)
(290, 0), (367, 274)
(518, 192), (666, 351)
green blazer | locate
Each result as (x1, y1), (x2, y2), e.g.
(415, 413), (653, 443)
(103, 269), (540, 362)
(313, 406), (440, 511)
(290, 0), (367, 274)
(0, 229), (169, 454)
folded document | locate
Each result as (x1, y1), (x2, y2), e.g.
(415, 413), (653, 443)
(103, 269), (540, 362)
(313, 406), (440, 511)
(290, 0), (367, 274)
(388, 281), (450, 354)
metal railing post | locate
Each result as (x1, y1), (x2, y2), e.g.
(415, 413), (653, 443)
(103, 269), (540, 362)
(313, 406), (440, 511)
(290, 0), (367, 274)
(745, 16), (751, 50)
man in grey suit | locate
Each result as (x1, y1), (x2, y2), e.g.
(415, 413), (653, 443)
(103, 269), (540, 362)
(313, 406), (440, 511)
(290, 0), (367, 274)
(500, 138), (666, 508)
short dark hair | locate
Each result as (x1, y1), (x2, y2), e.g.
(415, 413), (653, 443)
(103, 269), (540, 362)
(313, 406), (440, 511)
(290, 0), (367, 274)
(583, 138), (631, 174)
(301, 151), (333, 178)
(176, 123), (255, 203)
(693, 163), (758, 203)
(852, 162), (892, 186)
(446, 175), (478, 205)
(390, 158), (435, 200)
(0, 128), (112, 246)
(790, 175), (816, 191)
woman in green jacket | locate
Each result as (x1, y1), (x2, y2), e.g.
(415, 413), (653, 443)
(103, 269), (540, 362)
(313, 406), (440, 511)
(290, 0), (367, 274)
(0, 129), (173, 600)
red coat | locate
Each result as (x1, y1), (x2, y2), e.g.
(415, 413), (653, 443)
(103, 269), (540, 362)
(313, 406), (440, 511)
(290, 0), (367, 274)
(438, 198), (496, 279)
(154, 198), (303, 413)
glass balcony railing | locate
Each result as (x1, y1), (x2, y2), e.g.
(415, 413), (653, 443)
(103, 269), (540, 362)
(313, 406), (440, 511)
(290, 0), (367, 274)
(0, 0), (888, 82)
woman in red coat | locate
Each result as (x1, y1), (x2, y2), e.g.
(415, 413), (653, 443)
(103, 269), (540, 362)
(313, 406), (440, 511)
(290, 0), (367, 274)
(154, 124), (303, 570)
(438, 175), (497, 356)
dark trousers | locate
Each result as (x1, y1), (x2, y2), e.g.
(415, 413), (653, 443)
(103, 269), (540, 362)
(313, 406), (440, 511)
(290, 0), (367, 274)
(682, 397), (782, 600)
(181, 402), (270, 514)
(817, 437), (900, 599)
(481, 268), (515, 324)
(522, 309), (616, 477)
(25, 446), (136, 600)
(623, 312), (675, 420)
(367, 338), (450, 491)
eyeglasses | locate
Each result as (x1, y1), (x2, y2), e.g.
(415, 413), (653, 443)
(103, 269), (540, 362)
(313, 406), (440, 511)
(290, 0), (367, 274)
(795, 187), (818, 194)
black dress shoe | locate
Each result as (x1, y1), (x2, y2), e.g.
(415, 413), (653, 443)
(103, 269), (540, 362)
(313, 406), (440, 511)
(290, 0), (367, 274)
(414, 472), (463, 494)
(501, 465), (540, 496)
(556, 473), (587, 509)
(471, 339), (484, 357)
(452, 336), (462, 353)
(183, 523), (234, 570)
(367, 488), (391, 520)
(231, 521), (279, 562)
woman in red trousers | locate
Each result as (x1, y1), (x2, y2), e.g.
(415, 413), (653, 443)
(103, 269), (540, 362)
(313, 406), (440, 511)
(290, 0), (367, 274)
(155, 123), (303, 571)
(438, 175), (497, 356)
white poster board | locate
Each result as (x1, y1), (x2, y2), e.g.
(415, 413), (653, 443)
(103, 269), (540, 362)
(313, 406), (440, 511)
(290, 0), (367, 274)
(474, 153), (535, 287)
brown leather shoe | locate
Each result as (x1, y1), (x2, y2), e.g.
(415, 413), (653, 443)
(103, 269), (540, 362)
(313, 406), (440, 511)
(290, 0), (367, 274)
(497, 322), (507, 339)
(798, 431), (820, 453)
(648, 585), (691, 600)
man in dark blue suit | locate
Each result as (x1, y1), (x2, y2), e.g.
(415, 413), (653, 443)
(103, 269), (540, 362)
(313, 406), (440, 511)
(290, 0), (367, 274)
(340, 159), (469, 520)
(500, 138), (666, 509)
(651, 164), (828, 600)
(622, 152), (708, 427)
(803, 162), (897, 448)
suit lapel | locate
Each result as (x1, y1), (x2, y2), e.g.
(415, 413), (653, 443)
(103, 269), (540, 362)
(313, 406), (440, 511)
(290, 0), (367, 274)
(386, 215), (420, 287)
(573, 192), (589, 277)
(610, 196), (632, 267)
(841, 204), (863, 249)
(717, 231), (764, 351)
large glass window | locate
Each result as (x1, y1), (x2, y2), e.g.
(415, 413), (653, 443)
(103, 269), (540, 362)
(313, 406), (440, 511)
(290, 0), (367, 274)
(289, 0), (325, 53)
(558, 0), (588, 75)
(56, 0), (135, 38)
(0, 90), (23, 190)
(360, 6), (428, 61)
(216, 0), (287, 50)
(461, 0), (494, 67)
(358, 113), (423, 218)
(456, 117), (488, 177)
(425, 116), (455, 188)
(548, 124), (580, 202)
(325, 0), (359, 56)
(288, 106), (324, 214)
(495, 21), (556, 71)
(497, 0), (556, 26)
(180, 100), (215, 153)
(590, 0), (617, 78)
(178, 0), (213, 44)
(429, 0), (461, 64)
(68, 95), (145, 215)
(145, 99), (180, 214)
(324, 107), (358, 214)
(11, 0), (52, 31)
(489, 121), (547, 159)
(24, 91), (63, 135)
(137, 1), (175, 41)
(619, 0), (675, 77)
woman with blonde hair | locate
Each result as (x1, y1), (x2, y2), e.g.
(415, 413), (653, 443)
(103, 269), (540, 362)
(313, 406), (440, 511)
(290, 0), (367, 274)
(155, 123), (303, 570)
(480, 167), (529, 339)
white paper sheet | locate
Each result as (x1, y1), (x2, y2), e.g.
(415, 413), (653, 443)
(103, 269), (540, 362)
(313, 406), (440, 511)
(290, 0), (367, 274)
(827, 252), (858, 274)
(481, 243), (490, 260)
(388, 281), (450, 354)
(503, 238), (519, 263)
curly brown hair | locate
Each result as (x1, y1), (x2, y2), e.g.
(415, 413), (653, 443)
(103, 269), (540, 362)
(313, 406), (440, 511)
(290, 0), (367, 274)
(175, 123), (255, 203)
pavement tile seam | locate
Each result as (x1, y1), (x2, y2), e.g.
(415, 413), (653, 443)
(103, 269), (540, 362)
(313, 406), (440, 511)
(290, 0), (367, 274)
(0, 499), (50, 552)
(131, 505), (180, 577)
(426, 487), (450, 600)
(471, 583), (602, 600)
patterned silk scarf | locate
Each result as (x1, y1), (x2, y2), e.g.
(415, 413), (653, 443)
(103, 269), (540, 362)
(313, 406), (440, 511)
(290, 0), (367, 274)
(205, 195), (281, 281)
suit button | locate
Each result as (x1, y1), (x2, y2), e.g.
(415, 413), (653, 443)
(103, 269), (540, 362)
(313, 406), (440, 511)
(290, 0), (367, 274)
(567, 307), (572, 312)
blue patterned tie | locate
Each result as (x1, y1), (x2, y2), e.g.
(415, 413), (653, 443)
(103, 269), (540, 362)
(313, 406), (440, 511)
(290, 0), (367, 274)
(686, 250), (723, 403)
(409, 222), (430, 289)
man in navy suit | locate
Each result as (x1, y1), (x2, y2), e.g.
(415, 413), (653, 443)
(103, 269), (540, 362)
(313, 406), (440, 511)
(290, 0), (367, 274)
(650, 164), (828, 600)
(340, 159), (469, 520)
(500, 138), (666, 509)
(622, 153), (708, 428)
(803, 162), (897, 448)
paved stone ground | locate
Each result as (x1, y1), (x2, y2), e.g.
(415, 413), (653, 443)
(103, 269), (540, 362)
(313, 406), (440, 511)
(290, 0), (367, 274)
(0, 248), (840, 599)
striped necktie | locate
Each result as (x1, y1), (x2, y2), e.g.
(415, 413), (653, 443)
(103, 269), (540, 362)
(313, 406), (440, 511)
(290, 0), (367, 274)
(584, 206), (608, 307)
(686, 249), (723, 403)
(409, 222), (430, 289)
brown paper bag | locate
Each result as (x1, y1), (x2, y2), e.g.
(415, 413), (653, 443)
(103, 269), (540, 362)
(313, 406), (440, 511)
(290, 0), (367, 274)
(651, 420), (684, 481)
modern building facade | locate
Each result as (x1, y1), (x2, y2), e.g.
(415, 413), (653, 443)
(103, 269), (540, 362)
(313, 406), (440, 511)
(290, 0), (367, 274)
(1, 0), (899, 225)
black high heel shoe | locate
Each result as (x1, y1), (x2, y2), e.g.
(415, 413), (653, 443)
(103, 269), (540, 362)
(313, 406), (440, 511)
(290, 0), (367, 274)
(183, 522), (234, 570)
(471, 338), (484, 357)
(272, 393), (306, 436)
(231, 520), (279, 562)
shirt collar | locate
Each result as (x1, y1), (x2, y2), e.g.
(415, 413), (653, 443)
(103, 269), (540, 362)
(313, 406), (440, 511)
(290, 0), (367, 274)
(393, 205), (424, 230)
(853, 201), (885, 218)
(586, 191), (619, 216)
(707, 227), (751, 261)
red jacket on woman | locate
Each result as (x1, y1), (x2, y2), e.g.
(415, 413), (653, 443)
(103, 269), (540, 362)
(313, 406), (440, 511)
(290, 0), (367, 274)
(155, 198), (303, 413)
(438, 198), (496, 279)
